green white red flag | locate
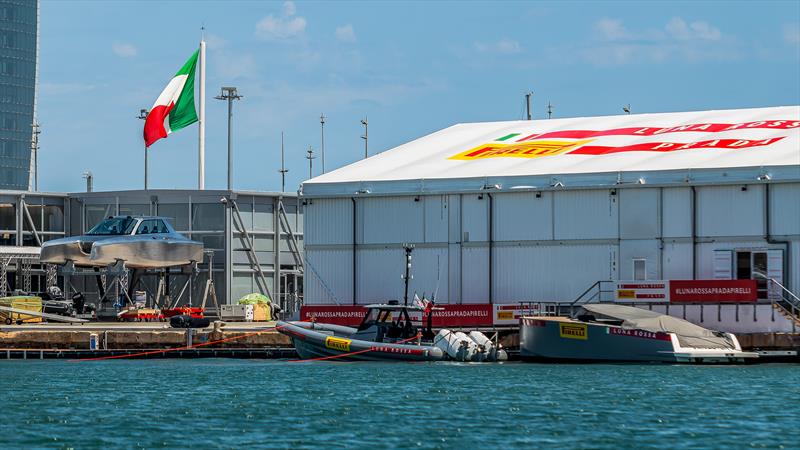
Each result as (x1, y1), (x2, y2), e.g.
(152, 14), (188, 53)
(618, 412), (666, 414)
(143, 49), (199, 147)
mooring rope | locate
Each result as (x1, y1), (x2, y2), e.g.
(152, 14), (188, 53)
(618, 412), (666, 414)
(69, 324), (289, 362)
(71, 322), (425, 363)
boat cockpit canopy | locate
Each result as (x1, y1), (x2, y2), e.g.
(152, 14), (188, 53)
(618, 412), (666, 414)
(87, 217), (137, 236)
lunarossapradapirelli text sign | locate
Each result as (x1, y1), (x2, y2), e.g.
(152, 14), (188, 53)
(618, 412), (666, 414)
(615, 280), (758, 303)
(669, 280), (757, 303)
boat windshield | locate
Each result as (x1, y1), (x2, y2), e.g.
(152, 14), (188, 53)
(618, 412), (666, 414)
(87, 217), (137, 236)
(357, 308), (396, 331)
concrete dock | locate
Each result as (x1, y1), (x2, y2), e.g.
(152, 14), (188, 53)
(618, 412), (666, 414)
(0, 321), (294, 360)
(1, 322), (798, 362)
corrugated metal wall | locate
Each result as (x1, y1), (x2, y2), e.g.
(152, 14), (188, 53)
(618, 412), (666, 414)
(697, 185), (765, 237)
(304, 182), (800, 304)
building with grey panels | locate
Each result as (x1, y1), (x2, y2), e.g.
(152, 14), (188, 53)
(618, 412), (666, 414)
(301, 107), (800, 306)
(0, 189), (303, 312)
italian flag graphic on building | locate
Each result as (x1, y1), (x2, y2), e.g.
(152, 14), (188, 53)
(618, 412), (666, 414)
(143, 49), (199, 147)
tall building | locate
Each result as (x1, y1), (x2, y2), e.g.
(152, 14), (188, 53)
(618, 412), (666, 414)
(0, 0), (37, 191)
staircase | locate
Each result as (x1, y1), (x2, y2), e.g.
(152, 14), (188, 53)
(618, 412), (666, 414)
(768, 279), (800, 333)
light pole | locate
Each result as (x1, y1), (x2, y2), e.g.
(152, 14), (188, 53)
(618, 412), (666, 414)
(278, 132), (288, 192)
(82, 171), (93, 192)
(320, 113), (326, 173)
(623, 104), (631, 115)
(360, 117), (368, 159)
(547, 101), (554, 119)
(31, 122), (40, 191)
(215, 86), (242, 190)
(137, 109), (148, 189)
(305, 146), (316, 179)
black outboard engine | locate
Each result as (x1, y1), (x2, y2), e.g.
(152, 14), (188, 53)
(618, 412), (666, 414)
(72, 292), (86, 314)
(170, 315), (211, 329)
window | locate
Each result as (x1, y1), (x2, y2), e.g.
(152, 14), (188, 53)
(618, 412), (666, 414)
(87, 217), (137, 236)
(157, 203), (189, 231)
(633, 258), (646, 281)
(0, 203), (14, 230)
(192, 203), (224, 231)
(136, 219), (168, 234)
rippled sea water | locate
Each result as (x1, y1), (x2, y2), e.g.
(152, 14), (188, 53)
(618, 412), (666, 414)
(0, 360), (798, 449)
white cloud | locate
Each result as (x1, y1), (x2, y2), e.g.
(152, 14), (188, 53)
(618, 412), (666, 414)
(335, 24), (356, 43)
(283, 1), (296, 16)
(112, 42), (137, 57)
(574, 16), (733, 65)
(665, 17), (721, 41)
(255, 1), (306, 41)
(594, 18), (629, 41)
(784, 23), (800, 45)
(475, 38), (522, 54)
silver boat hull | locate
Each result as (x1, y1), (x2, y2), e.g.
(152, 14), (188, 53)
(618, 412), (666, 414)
(39, 216), (204, 269)
(90, 236), (203, 268)
(40, 236), (106, 267)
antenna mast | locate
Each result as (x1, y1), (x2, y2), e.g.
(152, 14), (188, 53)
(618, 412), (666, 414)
(402, 244), (414, 306)
(278, 132), (288, 192)
(525, 91), (532, 120)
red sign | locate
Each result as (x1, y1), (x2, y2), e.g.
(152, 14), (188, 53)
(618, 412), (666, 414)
(300, 304), (494, 327)
(669, 280), (757, 303)
(300, 306), (365, 326)
(429, 304), (493, 327)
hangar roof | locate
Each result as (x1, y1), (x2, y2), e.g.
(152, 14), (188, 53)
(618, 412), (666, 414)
(303, 106), (800, 196)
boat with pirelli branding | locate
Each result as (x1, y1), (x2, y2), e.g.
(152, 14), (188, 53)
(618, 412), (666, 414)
(520, 304), (757, 363)
(277, 246), (507, 362)
(278, 300), (508, 362)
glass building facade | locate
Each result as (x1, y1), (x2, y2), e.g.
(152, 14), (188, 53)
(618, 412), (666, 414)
(0, 0), (37, 190)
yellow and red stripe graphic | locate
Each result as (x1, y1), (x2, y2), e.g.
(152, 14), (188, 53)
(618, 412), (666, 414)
(450, 119), (795, 161)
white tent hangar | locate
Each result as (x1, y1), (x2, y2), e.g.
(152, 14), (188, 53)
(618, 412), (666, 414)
(301, 106), (800, 307)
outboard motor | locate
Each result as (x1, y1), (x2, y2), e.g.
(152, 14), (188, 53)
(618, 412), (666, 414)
(434, 329), (478, 362)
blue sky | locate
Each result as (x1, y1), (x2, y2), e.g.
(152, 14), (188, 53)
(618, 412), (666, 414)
(37, 0), (800, 193)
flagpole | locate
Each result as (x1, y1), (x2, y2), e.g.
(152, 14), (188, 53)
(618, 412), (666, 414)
(198, 38), (206, 190)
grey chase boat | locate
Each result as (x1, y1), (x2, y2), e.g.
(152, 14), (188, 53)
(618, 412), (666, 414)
(278, 302), (447, 362)
(520, 304), (757, 363)
(40, 216), (203, 269)
(278, 301), (508, 362)
(278, 245), (507, 362)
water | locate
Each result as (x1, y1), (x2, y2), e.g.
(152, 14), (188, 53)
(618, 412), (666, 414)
(0, 360), (797, 449)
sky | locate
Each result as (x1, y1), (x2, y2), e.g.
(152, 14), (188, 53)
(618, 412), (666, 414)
(37, 0), (800, 193)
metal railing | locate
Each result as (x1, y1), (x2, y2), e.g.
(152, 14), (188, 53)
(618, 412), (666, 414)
(767, 278), (800, 333)
(570, 280), (615, 306)
(517, 281), (616, 317)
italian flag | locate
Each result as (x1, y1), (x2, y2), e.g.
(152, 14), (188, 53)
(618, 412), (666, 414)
(143, 49), (199, 147)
